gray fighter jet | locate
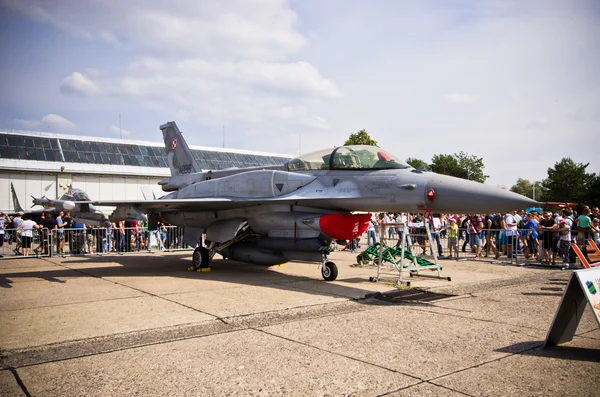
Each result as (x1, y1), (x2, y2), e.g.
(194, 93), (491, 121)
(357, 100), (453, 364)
(9, 183), (111, 226)
(81, 121), (540, 281)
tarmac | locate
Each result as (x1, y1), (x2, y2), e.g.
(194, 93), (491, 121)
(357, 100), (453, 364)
(0, 250), (598, 396)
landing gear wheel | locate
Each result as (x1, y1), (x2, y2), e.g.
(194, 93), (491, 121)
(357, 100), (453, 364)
(192, 247), (210, 270)
(321, 261), (338, 281)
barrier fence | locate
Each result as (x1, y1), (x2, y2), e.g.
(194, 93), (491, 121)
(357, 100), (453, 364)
(349, 226), (588, 269)
(0, 226), (192, 259)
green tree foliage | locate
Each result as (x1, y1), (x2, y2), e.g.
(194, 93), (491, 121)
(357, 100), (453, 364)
(406, 157), (431, 170)
(541, 158), (589, 204)
(344, 129), (378, 146)
(584, 173), (600, 207)
(430, 152), (488, 183)
(510, 178), (543, 201)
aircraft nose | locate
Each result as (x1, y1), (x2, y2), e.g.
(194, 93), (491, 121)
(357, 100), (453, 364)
(425, 174), (540, 213)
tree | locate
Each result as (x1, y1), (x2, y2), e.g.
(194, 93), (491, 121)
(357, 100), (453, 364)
(584, 172), (600, 207)
(455, 151), (488, 183)
(430, 154), (461, 177)
(344, 129), (378, 146)
(541, 158), (589, 203)
(429, 152), (488, 183)
(510, 178), (540, 199)
(406, 157), (430, 170)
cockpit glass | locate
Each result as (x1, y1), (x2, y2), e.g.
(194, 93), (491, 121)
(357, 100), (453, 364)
(286, 145), (410, 171)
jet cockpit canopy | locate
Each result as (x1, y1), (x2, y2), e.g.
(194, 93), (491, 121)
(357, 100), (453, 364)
(287, 145), (410, 171)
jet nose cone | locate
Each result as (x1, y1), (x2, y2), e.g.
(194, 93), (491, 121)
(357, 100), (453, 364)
(425, 174), (540, 213)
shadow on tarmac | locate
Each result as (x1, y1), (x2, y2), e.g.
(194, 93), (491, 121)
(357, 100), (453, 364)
(0, 253), (393, 302)
(496, 341), (600, 363)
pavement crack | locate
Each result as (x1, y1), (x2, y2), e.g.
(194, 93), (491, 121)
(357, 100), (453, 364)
(254, 328), (423, 383)
(8, 367), (32, 397)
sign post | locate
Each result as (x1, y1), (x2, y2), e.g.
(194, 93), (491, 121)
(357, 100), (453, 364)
(544, 268), (600, 348)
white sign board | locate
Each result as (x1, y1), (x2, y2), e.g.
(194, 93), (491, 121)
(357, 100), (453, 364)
(575, 267), (600, 326)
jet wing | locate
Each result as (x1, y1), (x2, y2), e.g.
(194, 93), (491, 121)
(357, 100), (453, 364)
(76, 195), (366, 213)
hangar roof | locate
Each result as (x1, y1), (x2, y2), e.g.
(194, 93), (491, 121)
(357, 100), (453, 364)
(0, 129), (292, 176)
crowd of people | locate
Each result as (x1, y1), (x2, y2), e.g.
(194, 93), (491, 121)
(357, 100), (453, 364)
(1, 205), (599, 265)
(0, 211), (188, 257)
(359, 206), (600, 266)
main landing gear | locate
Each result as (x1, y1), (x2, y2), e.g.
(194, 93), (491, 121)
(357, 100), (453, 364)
(191, 246), (210, 270)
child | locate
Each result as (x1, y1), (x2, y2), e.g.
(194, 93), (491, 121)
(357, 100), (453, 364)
(442, 218), (459, 259)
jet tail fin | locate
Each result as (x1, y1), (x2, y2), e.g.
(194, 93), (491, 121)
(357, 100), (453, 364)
(160, 121), (202, 177)
(10, 182), (24, 212)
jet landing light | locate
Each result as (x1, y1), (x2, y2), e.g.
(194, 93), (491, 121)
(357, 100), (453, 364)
(303, 213), (371, 240)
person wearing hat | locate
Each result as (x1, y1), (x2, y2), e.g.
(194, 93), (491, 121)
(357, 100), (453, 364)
(442, 218), (459, 259)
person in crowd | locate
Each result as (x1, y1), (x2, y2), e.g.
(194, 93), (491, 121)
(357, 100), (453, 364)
(86, 225), (96, 254)
(538, 212), (557, 264)
(523, 213), (539, 260)
(592, 218), (600, 246)
(443, 218), (459, 259)
(70, 220), (86, 254)
(467, 214), (484, 259)
(460, 215), (470, 253)
(55, 211), (66, 255)
(18, 214), (40, 257)
(503, 210), (519, 259)
(575, 207), (594, 247)
(11, 212), (24, 255)
(62, 211), (73, 253)
(366, 214), (377, 247)
(429, 213), (443, 256)
(36, 212), (56, 255)
(0, 211), (11, 257)
(557, 218), (572, 265)
(484, 213), (501, 259)
(590, 207), (599, 222)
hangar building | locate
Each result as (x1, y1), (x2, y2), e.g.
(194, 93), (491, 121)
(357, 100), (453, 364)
(0, 128), (292, 212)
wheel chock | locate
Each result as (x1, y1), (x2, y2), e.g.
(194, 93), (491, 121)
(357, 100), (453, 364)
(197, 268), (211, 272)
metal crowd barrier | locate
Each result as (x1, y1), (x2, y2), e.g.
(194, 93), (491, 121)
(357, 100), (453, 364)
(0, 228), (51, 259)
(357, 226), (586, 269)
(0, 226), (192, 258)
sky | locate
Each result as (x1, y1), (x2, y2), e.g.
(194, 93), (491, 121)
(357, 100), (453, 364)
(0, 0), (599, 187)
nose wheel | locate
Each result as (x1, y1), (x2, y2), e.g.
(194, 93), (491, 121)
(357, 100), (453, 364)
(321, 261), (338, 281)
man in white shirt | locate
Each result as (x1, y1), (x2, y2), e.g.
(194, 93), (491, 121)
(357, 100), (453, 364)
(504, 211), (518, 258)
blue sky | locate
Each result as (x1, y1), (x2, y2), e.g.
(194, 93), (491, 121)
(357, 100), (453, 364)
(1, 0), (598, 187)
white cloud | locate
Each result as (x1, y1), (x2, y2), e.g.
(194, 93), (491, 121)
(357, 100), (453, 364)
(60, 72), (101, 96)
(109, 125), (131, 137)
(14, 118), (42, 129)
(41, 114), (76, 131)
(14, 114), (76, 131)
(2, 0), (306, 61)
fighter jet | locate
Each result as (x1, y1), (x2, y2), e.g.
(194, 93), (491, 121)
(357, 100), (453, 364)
(8, 183), (111, 226)
(81, 121), (540, 281)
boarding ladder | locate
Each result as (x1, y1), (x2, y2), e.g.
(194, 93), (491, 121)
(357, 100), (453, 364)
(372, 221), (450, 285)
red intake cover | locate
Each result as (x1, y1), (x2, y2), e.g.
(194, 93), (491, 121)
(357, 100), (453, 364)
(319, 213), (372, 240)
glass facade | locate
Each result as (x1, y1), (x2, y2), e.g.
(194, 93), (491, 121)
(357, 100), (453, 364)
(0, 133), (62, 162)
(0, 133), (290, 170)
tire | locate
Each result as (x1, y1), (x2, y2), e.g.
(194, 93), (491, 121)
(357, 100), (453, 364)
(192, 247), (210, 270)
(321, 261), (338, 281)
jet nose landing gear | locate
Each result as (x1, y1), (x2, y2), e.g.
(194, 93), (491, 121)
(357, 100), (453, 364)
(321, 261), (338, 281)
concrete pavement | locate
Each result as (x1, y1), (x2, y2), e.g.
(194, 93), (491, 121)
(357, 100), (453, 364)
(1, 250), (598, 396)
